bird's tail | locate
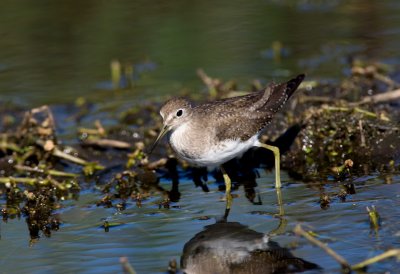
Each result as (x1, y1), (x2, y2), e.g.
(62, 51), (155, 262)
(250, 74), (305, 112)
(286, 74), (305, 98)
(261, 74), (305, 113)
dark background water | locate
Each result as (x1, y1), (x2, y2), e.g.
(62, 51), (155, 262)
(0, 1), (400, 273)
(1, 0), (399, 105)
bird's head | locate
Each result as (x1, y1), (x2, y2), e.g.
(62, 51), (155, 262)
(150, 98), (192, 153)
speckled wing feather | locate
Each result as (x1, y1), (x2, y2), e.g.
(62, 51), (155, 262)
(194, 74), (305, 142)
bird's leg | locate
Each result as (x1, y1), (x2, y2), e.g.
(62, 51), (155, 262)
(258, 143), (287, 234)
(258, 143), (281, 189)
(220, 166), (232, 214)
(276, 187), (284, 216)
(268, 187), (287, 235)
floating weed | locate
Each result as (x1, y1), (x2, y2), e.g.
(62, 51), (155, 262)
(83, 162), (104, 176)
(367, 205), (381, 232)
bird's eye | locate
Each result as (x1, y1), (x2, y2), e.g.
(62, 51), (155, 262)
(176, 109), (183, 117)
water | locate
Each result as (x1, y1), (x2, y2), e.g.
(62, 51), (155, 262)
(0, 1), (400, 273)
(1, 0), (400, 106)
(1, 176), (399, 273)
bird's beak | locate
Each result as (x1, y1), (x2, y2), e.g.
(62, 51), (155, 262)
(149, 125), (169, 154)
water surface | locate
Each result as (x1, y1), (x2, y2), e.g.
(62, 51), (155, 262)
(0, 0), (400, 105)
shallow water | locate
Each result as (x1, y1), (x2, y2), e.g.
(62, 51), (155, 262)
(1, 174), (399, 273)
(1, 1), (400, 273)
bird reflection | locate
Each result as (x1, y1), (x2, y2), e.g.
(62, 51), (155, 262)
(180, 216), (320, 274)
(161, 124), (320, 273)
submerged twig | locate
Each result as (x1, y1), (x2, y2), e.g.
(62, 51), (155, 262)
(78, 128), (103, 135)
(357, 88), (400, 105)
(323, 105), (379, 118)
(52, 147), (104, 175)
(14, 165), (78, 178)
(358, 120), (366, 147)
(145, 158), (168, 170)
(0, 176), (68, 190)
(120, 257), (137, 274)
(78, 120), (107, 136)
(295, 224), (400, 271)
(351, 249), (400, 270)
(197, 68), (220, 97)
(82, 139), (131, 149)
(18, 105), (56, 137)
(0, 177), (38, 185)
(352, 66), (400, 89)
(301, 86), (400, 108)
(0, 141), (23, 153)
(94, 120), (106, 135)
(49, 178), (67, 190)
(294, 224), (351, 271)
(52, 148), (88, 165)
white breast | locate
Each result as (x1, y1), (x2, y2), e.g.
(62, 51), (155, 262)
(170, 123), (259, 168)
(195, 135), (260, 167)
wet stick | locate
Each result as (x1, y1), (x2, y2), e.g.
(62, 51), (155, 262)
(295, 225), (400, 271)
(82, 139), (131, 149)
(351, 249), (400, 270)
(358, 88), (400, 105)
(120, 257), (137, 274)
(294, 224), (351, 272)
(52, 147), (88, 165)
(14, 164), (78, 178)
(0, 177), (38, 185)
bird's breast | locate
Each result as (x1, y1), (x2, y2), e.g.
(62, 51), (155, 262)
(169, 123), (259, 167)
(169, 123), (208, 162)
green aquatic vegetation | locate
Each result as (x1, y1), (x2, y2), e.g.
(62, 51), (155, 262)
(0, 105), (104, 240)
(283, 102), (399, 181)
(126, 142), (146, 168)
(82, 162), (105, 176)
(367, 205), (381, 232)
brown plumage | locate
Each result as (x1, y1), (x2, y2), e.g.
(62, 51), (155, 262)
(162, 74), (304, 141)
(153, 74), (305, 167)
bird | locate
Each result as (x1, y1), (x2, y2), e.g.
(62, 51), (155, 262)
(150, 74), (305, 209)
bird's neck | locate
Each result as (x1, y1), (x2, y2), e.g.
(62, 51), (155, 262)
(170, 121), (191, 143)
(169, 121), (203, 159)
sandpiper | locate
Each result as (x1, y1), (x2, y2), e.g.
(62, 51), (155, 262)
(151, 74), (305, 209)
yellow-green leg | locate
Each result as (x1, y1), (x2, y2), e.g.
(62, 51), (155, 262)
(258, 143), (286, 234)
(220, 166), (232, 212)
(269, 187), (287, 235)
(258, 143), (281, 189)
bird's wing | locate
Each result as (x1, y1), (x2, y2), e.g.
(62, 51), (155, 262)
(193, 92), (262, 141)
(195, 74), (305, 142)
